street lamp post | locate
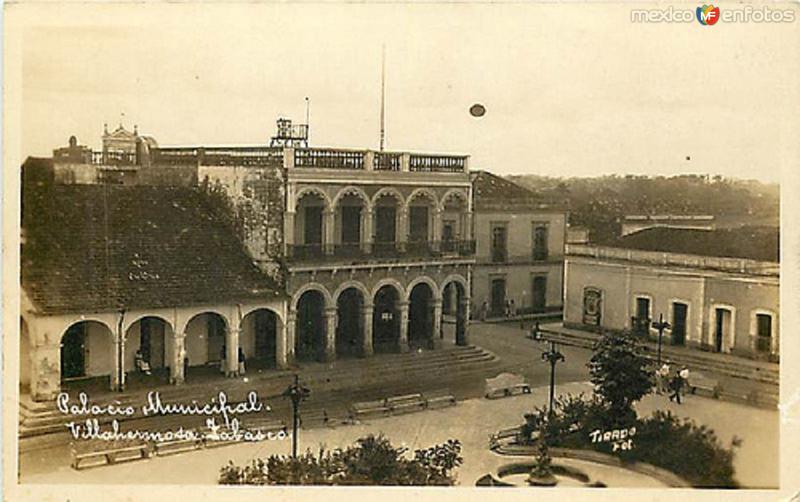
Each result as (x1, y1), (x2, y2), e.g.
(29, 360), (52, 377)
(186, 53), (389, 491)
(282, 374), (310, 458)
(542, 340), (565, 417)
(531, 323), (566, 418)
(651, 313), (671, 367)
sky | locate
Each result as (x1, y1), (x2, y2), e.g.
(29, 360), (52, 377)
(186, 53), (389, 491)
(16, 2), (800, 183)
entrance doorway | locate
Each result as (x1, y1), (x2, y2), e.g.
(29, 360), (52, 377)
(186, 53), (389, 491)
(672, 303), (688, 346)
(532, 276), (547, 313)
(61, 324), (87, 379)
(714, 308), (732, 353)
(490, 278), (506, 317)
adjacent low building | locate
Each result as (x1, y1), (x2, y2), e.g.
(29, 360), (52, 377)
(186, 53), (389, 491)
(470, 171), (567, 320)
(564, 227), (779, 361)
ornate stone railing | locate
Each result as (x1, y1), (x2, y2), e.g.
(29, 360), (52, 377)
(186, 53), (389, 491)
(567, 244), (779, 276)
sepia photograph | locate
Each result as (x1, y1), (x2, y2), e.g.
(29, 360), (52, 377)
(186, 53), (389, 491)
(3, 2), (799, 500)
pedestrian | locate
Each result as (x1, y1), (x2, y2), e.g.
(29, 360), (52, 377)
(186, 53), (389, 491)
(656, 362), (670, 394)
(219, 345), (226, 375)
(679, 366), (690, 385)
(238, 347), (246, 376)
(480, 301), (488, 321)
(668, 372), (683, 404)
(505, 300), (511, 318)
(510, 299), (516, 318)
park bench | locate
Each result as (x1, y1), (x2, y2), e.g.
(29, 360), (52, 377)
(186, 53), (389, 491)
(489, 426), (522, 449)
(386, 393), (427, 415)
(484, 373), (532, 399)
(424, 391), (457, 410)
(71, 443), (150, 470)
(152, 436), (203, 457)
(300, 409), (332, 428)
(350, 399), (391, 420)
(689, 374), (721, 398)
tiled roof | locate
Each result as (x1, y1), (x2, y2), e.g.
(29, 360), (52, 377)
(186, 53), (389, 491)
(611, 227), (779, 262)
(22, 159), (283, 315)
(471, 170), (559, 211)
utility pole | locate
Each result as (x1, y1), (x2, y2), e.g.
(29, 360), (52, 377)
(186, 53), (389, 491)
(283, 374), (310, 458)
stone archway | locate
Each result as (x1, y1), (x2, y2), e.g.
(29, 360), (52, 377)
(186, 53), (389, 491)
(441, 278), (470, 346)
(336, 287), (366, 358)
(408, 282), (435, 349)
(373, 284), (402, 353)
(60, 320), (114, 387)
(296, 290), (327, 362)
(241, 308), (280, 369)
(124, 316), (173, 383)
(184, 312), (229, 376)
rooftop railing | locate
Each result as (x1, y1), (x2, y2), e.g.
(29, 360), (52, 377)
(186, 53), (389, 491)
(567, 244), (779, 276)
(286, 239), (476, 264)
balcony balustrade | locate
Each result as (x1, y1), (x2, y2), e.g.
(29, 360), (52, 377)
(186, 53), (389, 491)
(91, 151), (138, 166)
(286, 239), (476, 264)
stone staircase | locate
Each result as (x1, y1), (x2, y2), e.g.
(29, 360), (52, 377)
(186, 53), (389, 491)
(18, 345), (499, 443)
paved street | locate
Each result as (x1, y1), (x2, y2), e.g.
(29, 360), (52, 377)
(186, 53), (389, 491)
(19, 321), (778, 488)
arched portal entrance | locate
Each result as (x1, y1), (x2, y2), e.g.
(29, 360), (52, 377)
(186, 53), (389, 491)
(60, 320), (114, 387)
(124, 317), (172, 384)
(296, 290), (326, 362)
(336, 288), (364, 358)
(373, 191), (401, 256)
(184, 312), (228, 376)
(409, 283), (435, 349)
(335, 192), (368, 257)
(373, 285), (401, 353)
(241, 308), (279, 369)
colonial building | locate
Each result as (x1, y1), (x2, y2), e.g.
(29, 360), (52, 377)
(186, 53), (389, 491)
(564, 227), (779, 361)
(470, 171), (567, 320)
(21, 121), (476, 400)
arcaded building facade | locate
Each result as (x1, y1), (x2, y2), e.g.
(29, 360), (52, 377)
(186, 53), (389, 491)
(21, 122), (476, 400)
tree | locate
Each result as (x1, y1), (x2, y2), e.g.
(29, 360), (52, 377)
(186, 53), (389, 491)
(219, 434), (463, 486)
(588, 331), (654, 426)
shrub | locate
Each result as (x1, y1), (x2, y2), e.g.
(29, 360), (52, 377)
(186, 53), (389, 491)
(588, 331), (654, 426)
(218, 434), (463, 486)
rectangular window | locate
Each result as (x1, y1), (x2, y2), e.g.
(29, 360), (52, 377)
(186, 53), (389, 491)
(533, 223), (549, 260)
(756, 313), (772, 352)
(491, 224), (508, 263)
(633, 297), (651, 337)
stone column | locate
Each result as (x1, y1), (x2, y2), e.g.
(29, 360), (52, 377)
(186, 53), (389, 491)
(285, 310), (297, 366)
(31, 341), (61, 402)
(362, 209), (373, 254)
(432, 298), (443, 349)
(432, 209), (443, 252)
(464, 210), (474, 241)
(170, 332), (186, 384)
(398, 300), (410, 353)
(285, 211), (296, 256)
(324, 307), (337, 362)
(226, 327), (240, 377)
(110, 334), (126, 391)
(456, 296), (471, 346)
(361, 303), (374, 357)
(324, 209), (335, 255)
(398, 208), (409, 253)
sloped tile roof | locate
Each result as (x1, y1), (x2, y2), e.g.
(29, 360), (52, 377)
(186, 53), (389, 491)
(22, 159), (283, 315)
(612, 226), (779, 262)
(471, 170), (559, 211)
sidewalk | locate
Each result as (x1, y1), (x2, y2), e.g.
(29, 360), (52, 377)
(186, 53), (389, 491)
(19, 381), (778, 489)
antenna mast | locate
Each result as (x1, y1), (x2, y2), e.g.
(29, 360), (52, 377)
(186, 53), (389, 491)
(380, 44), (386, 152)
(305, 97), (310, 144)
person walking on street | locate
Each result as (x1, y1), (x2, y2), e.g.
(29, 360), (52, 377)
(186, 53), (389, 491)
(669, 371), (684, 404)
(656, 362), (670, 394)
